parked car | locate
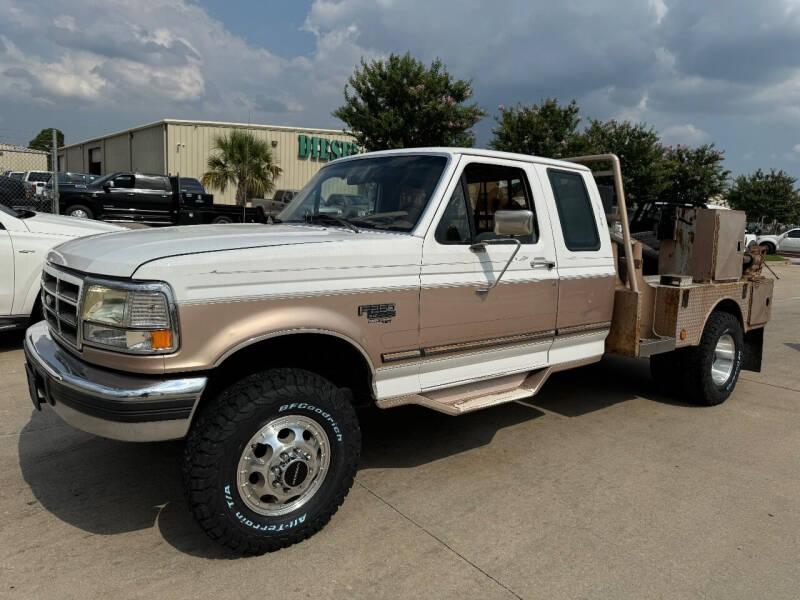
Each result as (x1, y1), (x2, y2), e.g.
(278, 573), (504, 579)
(5, 171), (24, 180)
(249, 189), (299, 216)
(0, 175), (47, 212)
(23, 148), (773, 554)
(55, 172), (265, 225)
(19, 171), (52, 197)
(0, 203), (122, 331)
(43, 172), (99, 199)
(756, 228), (800, 254)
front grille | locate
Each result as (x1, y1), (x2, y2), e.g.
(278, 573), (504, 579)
(41, 265), (84, 349)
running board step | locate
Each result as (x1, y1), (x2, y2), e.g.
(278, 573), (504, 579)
(377, 368), (553, 415)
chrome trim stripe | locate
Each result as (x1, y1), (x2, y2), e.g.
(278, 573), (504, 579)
(381, 329), (556, 363)
(424, 329), (555, 357)
(380, 321), (613, 364)
(556, 321), (612, 337)
(382, 349), (423, 363)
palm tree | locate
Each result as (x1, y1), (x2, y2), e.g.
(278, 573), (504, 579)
(202, 130), (282, 206)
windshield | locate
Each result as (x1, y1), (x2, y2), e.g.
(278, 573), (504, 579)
(278, 154), (448, 232)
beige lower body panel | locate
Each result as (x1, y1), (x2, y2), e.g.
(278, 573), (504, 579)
(376, 356), (601, 415)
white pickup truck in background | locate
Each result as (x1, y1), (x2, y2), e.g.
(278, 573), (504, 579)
(0, 204), (121, 331)
(756, 227), (800, 254)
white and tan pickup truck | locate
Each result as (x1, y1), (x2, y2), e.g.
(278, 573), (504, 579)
(23, 148), (773, 554)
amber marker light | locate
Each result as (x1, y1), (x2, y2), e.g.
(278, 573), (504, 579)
(680, 329), (687, 340)
(151, 330), (172, 349)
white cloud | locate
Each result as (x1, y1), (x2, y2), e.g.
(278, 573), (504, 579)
(661, 124), (710, 146)
(793, 143), (800, 153)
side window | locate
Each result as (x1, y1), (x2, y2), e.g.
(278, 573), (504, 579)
(464, 163), (536, 243)
(111, 174), (135, 189)
(547, 169), (600, 251)
(787, 229), (800, 238)
(135, 175), (169, 191)
(435, 180), (471, 244)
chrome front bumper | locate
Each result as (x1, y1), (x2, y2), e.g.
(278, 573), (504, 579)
(24, 321), (207, 442)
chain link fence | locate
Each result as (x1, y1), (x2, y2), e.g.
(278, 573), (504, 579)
(0, 146), (55, 213)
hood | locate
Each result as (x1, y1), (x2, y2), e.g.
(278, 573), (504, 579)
(47, 223), (386, 278)
(24, 212), (123, 237)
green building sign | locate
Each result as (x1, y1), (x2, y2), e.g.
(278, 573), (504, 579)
(298, 135), (359, 161)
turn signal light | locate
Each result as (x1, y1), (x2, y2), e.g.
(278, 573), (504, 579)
(150, 330), (172, 349)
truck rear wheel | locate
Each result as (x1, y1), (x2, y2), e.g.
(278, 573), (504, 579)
(183, 368), (360, 554)
(211, 215), (234, 224)
(680, 311), (744, 406)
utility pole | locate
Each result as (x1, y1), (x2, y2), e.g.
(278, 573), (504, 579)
(51, 129), (59, 214)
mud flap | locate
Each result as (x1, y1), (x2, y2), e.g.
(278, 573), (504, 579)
(742, 327), (764, 372)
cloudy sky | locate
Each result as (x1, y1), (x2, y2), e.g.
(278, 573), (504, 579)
(1, 0), (800, 178)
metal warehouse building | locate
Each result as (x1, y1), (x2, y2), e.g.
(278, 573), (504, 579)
(58, 119), (357, 205)
(0, 143), (48, 173)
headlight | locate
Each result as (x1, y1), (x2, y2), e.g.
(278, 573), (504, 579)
(80, 282), (178, 354)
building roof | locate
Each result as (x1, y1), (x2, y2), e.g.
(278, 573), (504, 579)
(0, 142), (48, 154)
(59, 118), (350, 151)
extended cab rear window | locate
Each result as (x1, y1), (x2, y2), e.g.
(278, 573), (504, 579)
(547, 169), (600, 251)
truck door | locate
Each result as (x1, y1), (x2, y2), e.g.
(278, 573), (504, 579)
(534, 165), (616, 366)
(418, 157), (559, 390)
(0, 224), (13, 316)
(100, 173), (136, 219)
(781, 228), (800, 253)
(132, 175), (173, 224)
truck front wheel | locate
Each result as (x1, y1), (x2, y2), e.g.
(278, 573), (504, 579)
(65, 204), (93, 219)
(183, 368), (360, 554)
(680, 311), (744, 405)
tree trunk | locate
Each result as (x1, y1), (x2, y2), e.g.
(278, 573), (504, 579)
(236, 181), (247, 206)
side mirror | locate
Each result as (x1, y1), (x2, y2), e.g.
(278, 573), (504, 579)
(494, 210), (534, 237)
(102, 183), (112, 192)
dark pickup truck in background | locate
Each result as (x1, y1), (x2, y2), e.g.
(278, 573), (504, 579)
(57, 172), (266, 225)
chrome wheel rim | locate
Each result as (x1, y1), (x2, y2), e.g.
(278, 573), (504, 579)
(237, 415), (330, 517)
(711, 333), (735, 386)
(70, 209), (88, 218)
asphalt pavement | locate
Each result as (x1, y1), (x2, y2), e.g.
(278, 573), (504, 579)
(1, 264), (798, 599)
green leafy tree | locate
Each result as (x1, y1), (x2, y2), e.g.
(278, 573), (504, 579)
(333, 53), (485, 150)
(28, 128), (64, 169)
(489, 98), (586, 158)
(579, 119), (667, 205)
(726, 168), (800, 224)
(201, 130), (282, 206)
(660, 144), (730, 205)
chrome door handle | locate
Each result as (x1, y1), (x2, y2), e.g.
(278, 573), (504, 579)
(531, 257), (555, 270)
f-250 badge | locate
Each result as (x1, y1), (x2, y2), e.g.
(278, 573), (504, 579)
(358, 303), (396, 324)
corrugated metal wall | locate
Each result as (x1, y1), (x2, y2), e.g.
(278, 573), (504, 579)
(104, 133), (130, 172)
(131, 125), (165, 174)
(59, 121), (355, 205)
(167, 122), (355, 205)
(60, 124), (166, 175)
(0, 145), (47, 172)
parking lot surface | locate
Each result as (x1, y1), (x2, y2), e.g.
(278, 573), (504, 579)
(1, 264), (798, 600)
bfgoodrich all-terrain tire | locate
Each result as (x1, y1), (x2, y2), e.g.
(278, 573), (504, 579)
(680, 311), (744, 406)
(183, 368), (360, 555)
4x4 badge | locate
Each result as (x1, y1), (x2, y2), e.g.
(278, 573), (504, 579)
(358, 303), (396, 324)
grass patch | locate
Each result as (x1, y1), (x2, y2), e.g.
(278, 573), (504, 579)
(765, 254), (787, 262)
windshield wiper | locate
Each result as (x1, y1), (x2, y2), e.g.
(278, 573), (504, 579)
(306, 213), (360, 233)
